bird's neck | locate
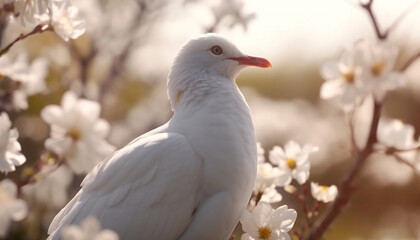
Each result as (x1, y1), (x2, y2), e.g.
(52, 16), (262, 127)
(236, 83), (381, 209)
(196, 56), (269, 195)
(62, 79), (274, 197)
(173, 75), (244, 113)
(170, 75), (255, 143)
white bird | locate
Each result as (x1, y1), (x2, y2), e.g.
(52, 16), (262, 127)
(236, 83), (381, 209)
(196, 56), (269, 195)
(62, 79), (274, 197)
(47, 34), (272, 240)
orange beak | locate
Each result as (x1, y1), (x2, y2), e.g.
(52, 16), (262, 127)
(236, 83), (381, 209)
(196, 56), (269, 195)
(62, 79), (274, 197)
(228, 56), (272, 68)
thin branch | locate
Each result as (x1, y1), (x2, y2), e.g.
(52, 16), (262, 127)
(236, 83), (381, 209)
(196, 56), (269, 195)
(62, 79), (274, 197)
(360, 0), (386, 40)
(359, 0), (420, 72)
(0, 24), (52, 57)
(305, 101), (382, 240)
(17, 154), (64, 194)
(379, 145), (420, 154)
(392, 153), (418, 172)
(65, 38), (98, 98)
(400, 51), (420, 72)
(298, 190), (312, 229)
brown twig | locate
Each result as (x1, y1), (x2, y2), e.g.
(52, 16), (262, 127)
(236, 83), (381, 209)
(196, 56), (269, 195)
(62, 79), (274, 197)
(65, 38), (98, 98)
(17, 154), (64, 194)
(392, 153), (418, 172)
(305, 102), (382, 240)
(400, 51), (420, 72)
(0, 24), (52, 57)
(380, 145), (420, 154)
(360, 0), (386, 40)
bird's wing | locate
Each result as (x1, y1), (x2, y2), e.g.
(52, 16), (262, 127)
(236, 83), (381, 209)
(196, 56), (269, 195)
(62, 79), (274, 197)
(48, 132), (202, 240)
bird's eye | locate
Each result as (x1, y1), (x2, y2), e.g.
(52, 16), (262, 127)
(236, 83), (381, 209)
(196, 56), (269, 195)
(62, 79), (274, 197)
(210, 45), (223, 55)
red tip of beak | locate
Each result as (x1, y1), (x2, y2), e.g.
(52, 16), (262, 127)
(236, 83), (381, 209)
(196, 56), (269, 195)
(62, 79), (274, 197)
(228, 56), (272, 68)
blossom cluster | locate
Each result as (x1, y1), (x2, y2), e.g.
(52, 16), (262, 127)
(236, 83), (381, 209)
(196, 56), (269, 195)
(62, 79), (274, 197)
(0, 53), (49, 111)
(0, 91), (116, 238)
(1, 0), (85, 41)
(41, 91), (116, 174)
(320, 40), (404, 109)
(240, 141), (338, 239)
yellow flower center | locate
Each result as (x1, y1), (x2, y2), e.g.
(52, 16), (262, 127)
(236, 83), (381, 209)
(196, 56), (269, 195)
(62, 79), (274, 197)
(371, 61), (386, 76)
(258, 226), (272, 240)
(67, 128), (82, 140)
(342, 71), (355, 84)
(286, 158), (297, 170)
(320, 185), (329, 192)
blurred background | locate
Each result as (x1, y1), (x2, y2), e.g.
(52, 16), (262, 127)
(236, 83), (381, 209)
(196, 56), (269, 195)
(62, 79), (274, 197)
(2, 0), (420, 239)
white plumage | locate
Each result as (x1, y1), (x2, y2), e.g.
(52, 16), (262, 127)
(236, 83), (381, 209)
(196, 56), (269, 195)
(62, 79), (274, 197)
(48, 34), (271, 240)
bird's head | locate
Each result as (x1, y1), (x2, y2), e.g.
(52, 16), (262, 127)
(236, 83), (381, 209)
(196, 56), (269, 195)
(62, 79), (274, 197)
(168, 34), (271, 111)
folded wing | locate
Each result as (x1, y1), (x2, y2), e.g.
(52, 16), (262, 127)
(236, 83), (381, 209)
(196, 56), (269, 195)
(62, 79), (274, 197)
(48, 132), (202, 240)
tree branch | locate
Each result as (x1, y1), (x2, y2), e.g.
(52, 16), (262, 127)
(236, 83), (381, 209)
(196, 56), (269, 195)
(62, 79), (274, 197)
(360, 0), (385, 40)
(400, 51), (420, 72)
(305, 101), (382, 240)
(392, 153), (418, 172)
(0, 24), (52, 57)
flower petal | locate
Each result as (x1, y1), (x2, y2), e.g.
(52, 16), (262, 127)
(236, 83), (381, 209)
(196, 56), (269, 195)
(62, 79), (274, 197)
(269, 206), (297, 232)
(284, 140), (301, 159)
(320, 61), (341, 80)
(252, 201), (273, 227)
(240, 210), (259, 238)
(41, 105), (64, 125)
(320, 80), (344, 99)
(269, 146), (285, 165)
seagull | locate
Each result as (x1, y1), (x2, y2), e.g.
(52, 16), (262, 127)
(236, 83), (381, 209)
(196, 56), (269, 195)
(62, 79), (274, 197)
(47, 34), (272, 240)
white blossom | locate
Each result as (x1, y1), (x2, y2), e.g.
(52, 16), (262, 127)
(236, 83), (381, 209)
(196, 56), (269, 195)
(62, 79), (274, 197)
(0, 112), (26, 173)
(320, 40), (404, 108)
(41, 91), (116, 174)
(357, 40), (404, 101)
(254, 142), (287, 203)
(260, 186), (282, 204)
(22, 165), (73, 208)
(0, 53), (49, 110)
(0, 179), (28, 237)
(377, 119), (416, 150)
(240, 201), (296, 240)
(377, 119), (418, 164)
(320, 44), (365, 109)
(310, 182), (338, 203)
(254, 163), (286, 191)
(48, 0), (86, 41)
(61, 216), (119, 240)
(269, 141), (317, 185)
(5, 0), (85, 41)
(12, 0), (49, 27)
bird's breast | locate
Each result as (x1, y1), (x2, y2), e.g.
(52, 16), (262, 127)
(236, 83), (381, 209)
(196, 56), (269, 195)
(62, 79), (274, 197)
(170, 90), (257, 203)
